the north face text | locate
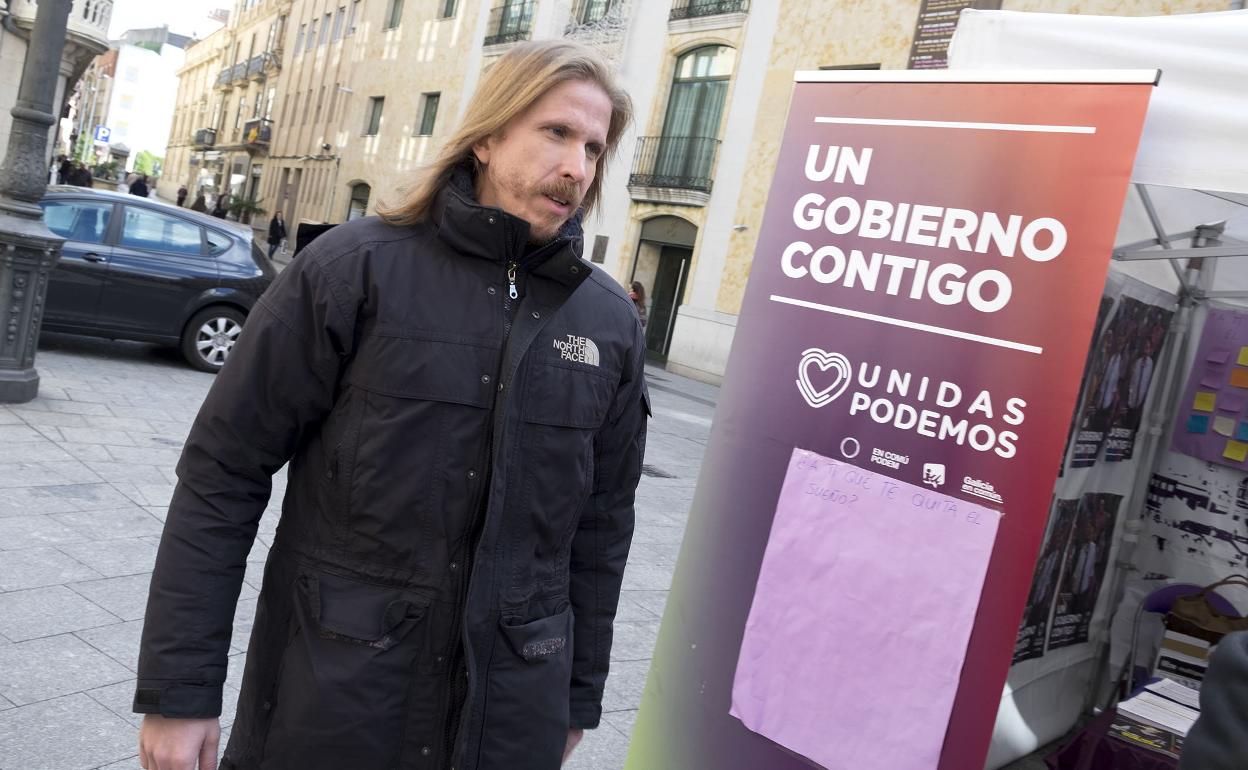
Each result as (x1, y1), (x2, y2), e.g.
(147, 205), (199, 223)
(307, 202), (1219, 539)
(553, 335), (600, 367)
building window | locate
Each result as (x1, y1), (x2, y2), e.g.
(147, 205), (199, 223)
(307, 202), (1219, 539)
(438, 0), (457, 17)
(315, 85), (325, 124)
(347, 0), (361, 35)
(302, 89), (314, 124)
(385, 0), (404, 29)
(416, 92), (440, 136)
(295, 23), (305, 53)
(348, 183), (371, 220)
(320, 12), (332, 44)
(576, 0), (618, 24)
(365, 97), (384, 135)
(234, 97), (244, 131)
(307, 20), (318, 51)
(332, 6), (345, 40)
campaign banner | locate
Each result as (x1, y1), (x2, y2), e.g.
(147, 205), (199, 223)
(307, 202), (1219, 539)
(628, 71), (1153, 770)
(1013, 497), (1078, 664)
(1047, 493), (1124, 650)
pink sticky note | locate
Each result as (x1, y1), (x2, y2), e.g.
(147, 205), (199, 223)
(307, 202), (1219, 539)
(1219, 392), (1247, 413)
(1201, 372), (1225, 389)
(731, 449), (1001, 770)
(1209, 349), (1232, 365)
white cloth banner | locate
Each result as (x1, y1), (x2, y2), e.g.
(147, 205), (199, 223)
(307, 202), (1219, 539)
(949, 9), (1248, 195)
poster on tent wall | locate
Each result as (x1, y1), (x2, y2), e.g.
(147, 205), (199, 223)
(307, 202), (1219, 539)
(907, 0), (1003, 70)
(626, 71), (1154, 770)
(1013, 497), (1077, 664)
(1069, 283), (1175, 468)
(1047, 493), (1124, 649)
(1171, 307), (1248, 470)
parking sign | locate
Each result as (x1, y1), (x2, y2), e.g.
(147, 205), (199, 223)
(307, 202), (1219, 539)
(93, 125), (111, 142)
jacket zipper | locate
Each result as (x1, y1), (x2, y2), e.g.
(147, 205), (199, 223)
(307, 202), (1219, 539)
(444, 259), (521, 768)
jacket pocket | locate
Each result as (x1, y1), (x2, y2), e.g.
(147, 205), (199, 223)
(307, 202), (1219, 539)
(260, 568), (436, 769)
(477, 604), (574, 769)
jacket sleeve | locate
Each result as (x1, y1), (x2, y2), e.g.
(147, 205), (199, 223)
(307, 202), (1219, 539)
(133, 251), (359, 718)
(567, 320), (650, 729)
(1178, 630), (1248, 770)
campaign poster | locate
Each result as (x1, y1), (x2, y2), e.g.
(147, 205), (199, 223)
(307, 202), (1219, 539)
(627, 71), (1153, 770)
(1170, 307), (1248, 470)
(1058, 295), (1114, 477)
(1047, 492), (1123, 650)
(1013, 497), (1078, 664)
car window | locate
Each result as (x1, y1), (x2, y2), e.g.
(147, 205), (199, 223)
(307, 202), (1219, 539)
(41, 200), (112, 244)
(205, 229), (232, 255)
(119, 207), (204, 256)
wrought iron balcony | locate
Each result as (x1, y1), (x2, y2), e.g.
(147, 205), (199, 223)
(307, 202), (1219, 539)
(246, 51), (281, 80)
(628, 135), (720, 199)
(243, 118), (273, 148)
(669, 0), (749, 21)
(216, 67), (233, 89)
(569, 0), (619, 26)
(484, 1), (534, 46)
(193, 128), (217, 148)
(231, 62), (249, 83)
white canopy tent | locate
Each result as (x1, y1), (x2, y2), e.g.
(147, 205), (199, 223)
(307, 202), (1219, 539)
(947, 8), (1248, 767)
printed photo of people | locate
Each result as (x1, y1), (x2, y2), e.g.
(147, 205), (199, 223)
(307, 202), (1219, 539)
(1013, 498), (1079, 664)
(1059, 295), (1113, 477)
(1047, 492), (1123, 650)
(1069, 296), (1173, 468)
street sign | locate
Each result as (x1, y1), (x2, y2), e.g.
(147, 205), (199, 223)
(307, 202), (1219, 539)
(93, 125), (111, 143)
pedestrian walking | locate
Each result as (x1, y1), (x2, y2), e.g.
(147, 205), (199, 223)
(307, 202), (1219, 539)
(134, 40), (647, 770)
(72, 162), (93, 187)
(266, 210), (286, 258)
(57, 155), (73, 185)
(210, 195), (228, 218)
(129, 175), (149, 198)
(629, 280), (648, 328)
(190, 191), (208, 213)
(176, 185), (188, 207)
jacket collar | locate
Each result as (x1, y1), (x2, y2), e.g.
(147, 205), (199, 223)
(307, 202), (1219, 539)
(431, 164), (589, 288)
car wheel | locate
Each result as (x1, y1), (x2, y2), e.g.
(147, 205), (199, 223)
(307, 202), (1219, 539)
(181, 306), (246, 373)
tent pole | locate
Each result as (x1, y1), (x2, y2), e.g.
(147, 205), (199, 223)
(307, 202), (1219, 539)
(1135, 184), (1189, 289)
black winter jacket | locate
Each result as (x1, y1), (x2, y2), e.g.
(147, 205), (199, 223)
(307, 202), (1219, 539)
(134, 171), (650, 770)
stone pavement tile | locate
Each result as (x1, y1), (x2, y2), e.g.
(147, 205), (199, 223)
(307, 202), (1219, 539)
(600, 659), (650, 713)
(0, 483), (134, 517)
(0, 441), (73, 463)
(59, 442), (117, 463)
(609, 620), (661, 663)
(56, 427), (137, 446)
(125, 431), (186, 450)
(624, 541), (681, 567)
(612, 593), (658, 623)
(563, 717), (630, 770)
(145, 419), (194, 437)
(624, 590), (668, 620)
(0, 692), (137, 770)
(110, 482), (177, 509)
(85, 679), (142, 728)
(61, 388), (121, 405)
(0, 407), (22, 425)
(0, 546), (102, 592)
(632, 507), (688, 530)
(102, 445), (183, 466)
(0, 515), (85, 550)
(620, 563), (675, 592)
(51, 507), (165, 541)
(108, 405), (182, 423)
(142, 505), (167, 523)
(243, 560), (266, 591)
(0, 585), (118, 641)
(76, 620), (145, 673)
(68, 574), (154, 622)
(96, 756), (142, 770)
(601, 709), (637, 739)
(0, 424), (49, 443)
(81, 462), (169, 485)
(7, 406), (91, 428)
(58, 537), (160, 578)
(81, 416), (155, 433)
(40, 399), (113, 416)
(0, 692), (12, 710)
(628, 525), (687, 546)
(230, 597), (259, 653)
(0, 634), (131, 705)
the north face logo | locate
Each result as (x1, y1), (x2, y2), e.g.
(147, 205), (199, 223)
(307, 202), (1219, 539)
(553, 334), (599, 366)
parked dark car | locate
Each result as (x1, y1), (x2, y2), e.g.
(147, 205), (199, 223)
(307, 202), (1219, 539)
(39, 186), (276, 372)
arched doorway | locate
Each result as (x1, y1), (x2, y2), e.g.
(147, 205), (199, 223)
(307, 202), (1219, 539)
(631, 215), (696, 360)
(347, 182), (371, 220)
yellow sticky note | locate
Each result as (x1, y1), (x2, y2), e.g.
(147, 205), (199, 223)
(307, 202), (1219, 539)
(1232, 368), (1248, 389)
(1225, 440), (1248, 463)
(1194, 391), (1217, 412)
(1239, 347), (1248, 366)
(1214, 416), (1236, 437)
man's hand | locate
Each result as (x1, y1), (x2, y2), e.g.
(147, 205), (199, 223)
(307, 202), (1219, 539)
(562, 727), (585, 765)
(139, 715), (220, 770)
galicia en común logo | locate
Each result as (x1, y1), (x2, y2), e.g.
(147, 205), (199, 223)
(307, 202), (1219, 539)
(795, 349), (1026, 459)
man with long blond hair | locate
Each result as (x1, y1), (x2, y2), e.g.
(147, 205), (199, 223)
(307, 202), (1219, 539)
(134, 40), (648, 770)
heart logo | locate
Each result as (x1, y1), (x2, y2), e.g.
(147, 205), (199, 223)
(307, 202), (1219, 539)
(796, 348), (852, 408)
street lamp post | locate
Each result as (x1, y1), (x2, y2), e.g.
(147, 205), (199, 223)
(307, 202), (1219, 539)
(0, 0), (73, 403)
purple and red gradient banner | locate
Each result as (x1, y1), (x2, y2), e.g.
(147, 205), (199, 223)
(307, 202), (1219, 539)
(628, 75), (1153, 770)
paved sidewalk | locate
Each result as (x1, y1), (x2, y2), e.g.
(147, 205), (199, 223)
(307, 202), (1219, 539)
(0, 334), (713, 770)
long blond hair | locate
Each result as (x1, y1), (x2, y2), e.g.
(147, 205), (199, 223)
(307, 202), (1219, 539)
(378, 40), (632, 226)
